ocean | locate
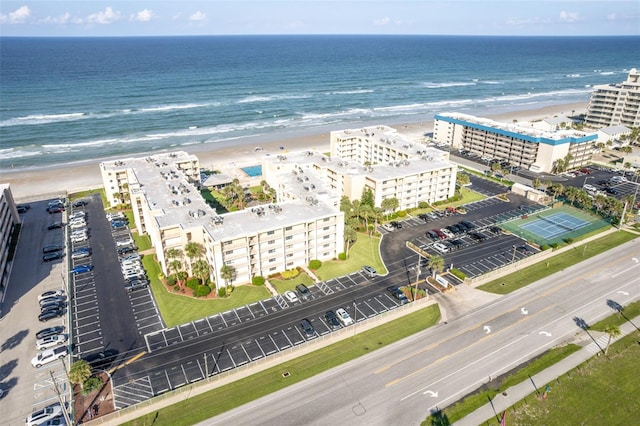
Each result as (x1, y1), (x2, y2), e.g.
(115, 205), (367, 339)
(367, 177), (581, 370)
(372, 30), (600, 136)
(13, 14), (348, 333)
(1, 35), (638, 170)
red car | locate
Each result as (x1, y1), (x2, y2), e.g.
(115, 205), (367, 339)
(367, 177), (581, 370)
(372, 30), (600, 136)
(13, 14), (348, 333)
(433, 229), (447, 239)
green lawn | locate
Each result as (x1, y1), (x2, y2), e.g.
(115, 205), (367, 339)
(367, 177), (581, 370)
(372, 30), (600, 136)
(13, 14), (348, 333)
(478, 230), (637, 294)
(422, 344), (582, 425)
(589, 300), (640, 332)
(143, 256), (271, 327)
(315, 232), (386, 280)
(270, 272), (316, 293)
(508, 333), (640, 425)
(124, 304), (441, 426)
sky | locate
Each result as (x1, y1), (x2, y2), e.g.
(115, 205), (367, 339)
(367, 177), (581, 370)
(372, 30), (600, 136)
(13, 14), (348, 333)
(1, 0), (638, 37)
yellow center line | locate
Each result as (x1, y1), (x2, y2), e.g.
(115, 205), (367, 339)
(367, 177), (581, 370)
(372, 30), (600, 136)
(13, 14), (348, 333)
(378, 252), (635, 384)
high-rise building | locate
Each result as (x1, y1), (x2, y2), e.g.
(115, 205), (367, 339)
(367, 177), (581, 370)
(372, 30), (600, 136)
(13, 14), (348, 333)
(585, 68), (640, 128)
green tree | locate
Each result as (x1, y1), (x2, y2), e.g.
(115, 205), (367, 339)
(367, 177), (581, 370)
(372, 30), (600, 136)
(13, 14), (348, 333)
(428, 255), (445, 278)
(344, 226), (357, 257)
(168, 259), (183, 276)
(531, 178), (541, 190)
(220, 264), (236, 296)
(69, 360), (92, 390)
(184, 242), (204, 266)
(456, 172), (470, 186)
(361, 187), (375, 208)
(340, 195), (352, 215)
(603, 324), (621, 356)
(192, 259), (211, 285)
(381, 197), (399, 219)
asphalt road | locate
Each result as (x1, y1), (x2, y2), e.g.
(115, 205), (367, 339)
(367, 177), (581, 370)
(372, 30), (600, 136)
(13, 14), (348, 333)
(200, 238), (640, 426)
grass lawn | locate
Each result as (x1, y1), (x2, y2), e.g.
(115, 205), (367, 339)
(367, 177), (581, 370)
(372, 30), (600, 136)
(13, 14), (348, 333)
(409, 187), (487, 216)
(478, 230), (637, 294)
(588, 300), (640, 332)
(508, 333), (640, 425)
(315, 232), (386, 281)
(132, 233), (152, 251)
(143, 256), (271, 328)
(422, 344), (582, 425)
(124, 304), (441, 426)
(270, 272), (316, 293)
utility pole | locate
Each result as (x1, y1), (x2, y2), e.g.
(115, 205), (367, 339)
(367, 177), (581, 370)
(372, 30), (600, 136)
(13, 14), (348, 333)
(50, 370), (73, 426)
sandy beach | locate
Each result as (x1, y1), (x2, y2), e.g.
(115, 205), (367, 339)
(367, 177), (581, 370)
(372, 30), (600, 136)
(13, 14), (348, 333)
(2, 101), (587, 201)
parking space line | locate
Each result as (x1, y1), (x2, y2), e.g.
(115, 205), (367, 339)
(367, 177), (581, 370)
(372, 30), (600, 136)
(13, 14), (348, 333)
(203, 316), (215, 333)
(246, 304), (257, 319)
(218, 313), (228, 327)
(268, 335), (280, 353)
(361, 300), (378, 317)
(257, 300), (270, 315)
(240, 343), (252, 361)
(255, 339), (267, 358)
(227, 348), (237, 368)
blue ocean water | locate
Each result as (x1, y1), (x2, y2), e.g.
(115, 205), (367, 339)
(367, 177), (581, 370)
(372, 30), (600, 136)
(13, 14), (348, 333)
(1, 35), (638, 170)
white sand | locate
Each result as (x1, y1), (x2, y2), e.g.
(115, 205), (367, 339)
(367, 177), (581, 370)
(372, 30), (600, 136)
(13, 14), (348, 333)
(2, 102), (587, 201)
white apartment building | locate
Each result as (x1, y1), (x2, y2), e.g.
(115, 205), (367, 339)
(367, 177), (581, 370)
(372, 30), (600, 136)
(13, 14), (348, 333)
(433, 113), (597, 173)
(0, 184), (21, 298)
(99, 152), (344, 288)
(585, 68), (640, 129)
(324, 125), (457, 210)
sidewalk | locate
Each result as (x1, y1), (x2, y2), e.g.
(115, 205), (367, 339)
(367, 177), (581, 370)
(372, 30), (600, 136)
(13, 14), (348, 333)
(455, 316), (640, 425)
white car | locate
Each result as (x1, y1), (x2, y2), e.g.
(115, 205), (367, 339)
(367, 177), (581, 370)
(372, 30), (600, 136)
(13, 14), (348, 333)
(25, 403), (63, 426)
(381, 223), (394, 232)
(31, 346), (68, 368)
(283, 290), (299, 303)
(433, 242), (449, 253)
(38, 290), (64, 301)
(36, 334), (67, 350)
(116, 238), (134, 247)
(71, 234), (88, 243)
(69, 220), (86, 229)
(336, 307), (354, 326)
(69, 211), (86, 220)
(440, 228), (455, 238)
(106, 212), (125, 221)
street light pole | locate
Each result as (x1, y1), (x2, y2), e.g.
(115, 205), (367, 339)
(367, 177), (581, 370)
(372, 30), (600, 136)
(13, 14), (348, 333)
(511, 245), (517, 263)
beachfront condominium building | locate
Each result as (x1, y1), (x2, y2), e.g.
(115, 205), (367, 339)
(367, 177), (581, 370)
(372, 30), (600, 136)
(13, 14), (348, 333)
(323, 125), (457, 210)
(585, 68), (640, 129)
(0, 184), (21, 297)
(433, 113), (597, 174)
(99, 152), (344, 288)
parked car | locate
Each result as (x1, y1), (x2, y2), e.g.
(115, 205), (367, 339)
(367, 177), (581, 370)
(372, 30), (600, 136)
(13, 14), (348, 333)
(47, 222), (65, 230)
(335, 307), (354, 326)
(31, 346), (68, 368)
(43, 252), (64, 262)
(469, 232), (487, 241)
(426, 230), (439, 240)
(111, 221), (127, 229)
(387, 286), (409, 304)
(116, 238), (134, 247)
(125, 281), (149, 292)
(106, 212), (126, 221)
(70, 234), (88, 244)
(40, 301), (65, 312)
(42, 245), (64, 254)
(283, 290), (299, 303)
(39, 296), (65, 307)
(324, 310), (341, 330)
(489, 226), (502, 234)
(300, 319), (316, 338)
(38, 308), (65, 322)
(295, 283), (311, 300)
(118, 246), (137, 256)
(390, 221), (403, 229)
(432, 229), (446, 239)
(72, 199), (88, 207)
(36, 334), (67, 350)
(69, 211), (86, 220)
(433, 242), (449, 253)
(17, 204), (31, 213)
(440, 228), (455, 238)
(69, 220), (87, 229)
(361, 265), (377, 277)
(25, 403), (63, 426)
(83, 349), (119, 371)
(71, 264), (92, 274)
(47, 206), (64, 214)
(36, 326), (65, 340)
(381, 223), (395, 232)
(71, 248), (91, 259)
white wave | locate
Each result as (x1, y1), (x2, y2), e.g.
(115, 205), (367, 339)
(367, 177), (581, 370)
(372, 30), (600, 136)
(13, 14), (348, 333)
(0, 112), (87, 127)
(600, 71), (615, 75)
(481, 80), (502, 85)
(327, 89), (374, 95)
(0, 148), (41, 160)
(566, 74), (581, 78)
(422, 81), (476, 89)
(137, 102), (210, 113)
(237, 94), (312, 104)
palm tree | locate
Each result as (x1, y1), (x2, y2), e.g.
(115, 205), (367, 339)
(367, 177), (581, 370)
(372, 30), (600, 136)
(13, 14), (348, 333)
(220, 264), (235, 297)
(531, 178), (541, 190)
(165, 247), (182, 260)
(344, 226), (357, 257)
(69, 360), (92, 390)
(168, 259), (182, 276)
(428, 255), (445, 278)
(603, 324), (621, 356)
(184, 241), (204, 270)
(192, 259), (211, 285)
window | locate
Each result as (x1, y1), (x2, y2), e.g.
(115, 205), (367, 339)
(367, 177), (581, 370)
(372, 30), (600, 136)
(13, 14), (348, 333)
(286, 235), (292, 240)
(268, 249), (275, 254)
(267, 230), (275, 235)
(285, 226), (292, 231)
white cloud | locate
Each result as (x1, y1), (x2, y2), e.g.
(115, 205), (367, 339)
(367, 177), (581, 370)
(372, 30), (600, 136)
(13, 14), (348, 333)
(373, 17), (391, 26)
(132, 9), (153, 22)
(189, 11), (207, 22)
(87, 7), (121, 25)
(559, 10), (580, 23)
(41, 12), (73, 25)
(606, 13), (617, 21)
(0, 5), (31, 24)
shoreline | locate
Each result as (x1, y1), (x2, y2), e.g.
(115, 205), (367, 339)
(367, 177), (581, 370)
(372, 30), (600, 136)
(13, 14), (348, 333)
(2, 101), (587, 201)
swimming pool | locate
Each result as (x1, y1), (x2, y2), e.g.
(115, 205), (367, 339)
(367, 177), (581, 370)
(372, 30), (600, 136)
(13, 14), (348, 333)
(241, 165), (262, 177)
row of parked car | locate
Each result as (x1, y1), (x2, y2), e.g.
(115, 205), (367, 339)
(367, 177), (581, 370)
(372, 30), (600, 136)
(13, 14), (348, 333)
(300, 307), (355, 338)
(32, 289), (69, 371)
(107, 212), (149, 292)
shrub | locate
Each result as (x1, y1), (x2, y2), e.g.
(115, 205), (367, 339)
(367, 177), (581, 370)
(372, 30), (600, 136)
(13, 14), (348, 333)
(308, 259), (322, 270)
(218, 288), (226, 297)
(450, 268), (467, 280)
(397, 210), (408, 217)
(252, 276), (265, 286)
(418, 201), (429, 209)
(564, 237), (574, 244)
(281, 268), (300, 280)
(338, 252), (347, 261)
(166, 275), (177, 286)
(540, 244), (551, 251)
(194, 285), (211, 297)
(81, 376), (103, 396)
(185, 277), (200, 290)
(550, 242), (559, 249)
(157, 272), (165, 281)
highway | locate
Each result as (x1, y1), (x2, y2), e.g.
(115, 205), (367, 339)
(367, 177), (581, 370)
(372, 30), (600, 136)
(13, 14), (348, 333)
(199, 238), (640, 426)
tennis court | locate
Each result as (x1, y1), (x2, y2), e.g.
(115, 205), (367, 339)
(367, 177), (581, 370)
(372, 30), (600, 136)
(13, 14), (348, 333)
(501, 205), (610, 246)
